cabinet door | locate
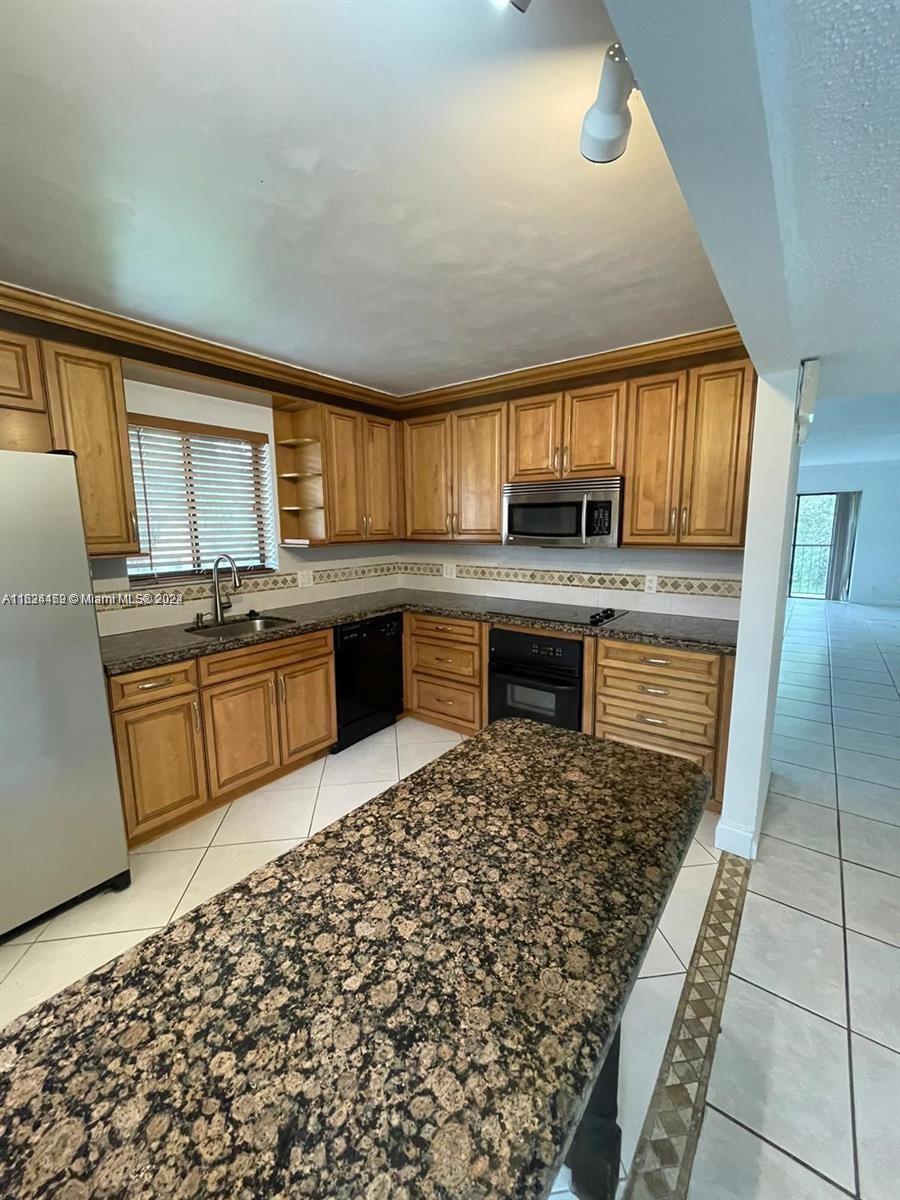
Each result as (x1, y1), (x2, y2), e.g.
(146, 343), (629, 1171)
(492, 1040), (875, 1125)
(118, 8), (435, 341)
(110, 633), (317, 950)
(0, 332), (45, 412)
(563, 382), (625, 477)
(507, 393), (563, 481)
(202, 671), (280, 797)
(324, 407), (366, 541)
(403, 414), (452, 540)
(278, 656), (337, 765)
(451, 403), (506, 541)
(113, 694), (208, 843)
(679, 361), (755, 546)
(622, 372), (686, 545)
(41, 342), (139, 555)
(363, 415), (401, 540)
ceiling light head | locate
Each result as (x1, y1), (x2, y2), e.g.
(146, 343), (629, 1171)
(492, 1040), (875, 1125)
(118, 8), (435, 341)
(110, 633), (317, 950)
(580, 42), (637, 164)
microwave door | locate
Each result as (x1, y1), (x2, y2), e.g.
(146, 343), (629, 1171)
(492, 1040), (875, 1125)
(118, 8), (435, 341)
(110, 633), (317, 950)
(505, 498), (585, 544)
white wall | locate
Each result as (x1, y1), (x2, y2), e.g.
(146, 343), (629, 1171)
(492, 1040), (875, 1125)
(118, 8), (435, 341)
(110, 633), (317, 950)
(797, 460), (900, 607)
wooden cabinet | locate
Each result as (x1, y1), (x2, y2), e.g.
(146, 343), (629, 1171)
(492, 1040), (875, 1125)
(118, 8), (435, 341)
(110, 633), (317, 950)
(679, 362), (754, 546)
(113, 693), (208, 843)
(324, 407), (401, 541)
(363, 415), (401, 539)
(508, 385), (625, 482)
(277, 655), (337, 765)
(41, 342), (139, 555)
(404, 613), (486, 735)
(622, 371), (686, 544)
(450, 403), (506, 540)
(404, 413), (453, 539)
(404, 405), (505, 542)
(0, 332), (45, 412)
(202, 671), (281, 797)
(622, 361), (754, 547)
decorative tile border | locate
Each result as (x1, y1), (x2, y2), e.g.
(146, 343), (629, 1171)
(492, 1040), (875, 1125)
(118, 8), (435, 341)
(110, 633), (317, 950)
(311, 561), (442, 585)
(93, 571), (299, 611)
(622, 851), (751, 1199)
(657, 576), (742, 598)
(455, 564), (646, 591)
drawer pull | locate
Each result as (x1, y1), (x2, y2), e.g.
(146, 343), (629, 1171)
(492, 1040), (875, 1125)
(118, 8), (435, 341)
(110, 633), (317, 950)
(640, 685), (670, 696)
(640, 656), (670, 666)
(437, 697), (455, 706)
(433, 624), (454, 632)
(137, 676), (175, 690)
(639, 714), (669, 726)
(434, 656), (453, 663)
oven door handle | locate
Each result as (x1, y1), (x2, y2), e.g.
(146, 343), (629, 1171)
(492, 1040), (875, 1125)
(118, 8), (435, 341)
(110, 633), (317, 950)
(490, 666), (580, 692)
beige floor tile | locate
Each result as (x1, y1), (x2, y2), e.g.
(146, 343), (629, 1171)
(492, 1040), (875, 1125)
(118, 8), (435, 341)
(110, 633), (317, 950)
(763, 794), (839, 855)
(0, 919), (49, 947)
(171, 840), (299, 920)
(37, 849), (205, 939)
(395, 716), (462, 745)
(320, 741), (398, 786)
(132, 807), (229, 853)
(693, 810), (722, 860)
(0, 944), (28, 984)
(843, 862), (900, 946)
(398, 740), (459, 779)
(0, 929), (157, 1029)
(851, 1033), (900, 1200)
(840, 813), (900, 876)
(310, 781), (387, 836)
(657, 863), (718, 965)
(255, 756), (326, 791)
(838, 776), (900, 826)
(637, 931), (683, 978)
(847, 931), (900, 1052)
(749, 836), (842, 923)
(212, 786), (318, 845)
(773, 714), (834, 746)
(771, 734), (836, 772)
(769, 762), (836, 808)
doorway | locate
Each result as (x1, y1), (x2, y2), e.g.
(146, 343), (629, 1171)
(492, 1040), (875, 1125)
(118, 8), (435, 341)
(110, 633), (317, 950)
(789, 492), (860, 600)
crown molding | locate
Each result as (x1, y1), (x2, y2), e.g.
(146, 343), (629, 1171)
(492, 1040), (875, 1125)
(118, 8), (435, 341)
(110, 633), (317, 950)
(0, 282), (744, 413)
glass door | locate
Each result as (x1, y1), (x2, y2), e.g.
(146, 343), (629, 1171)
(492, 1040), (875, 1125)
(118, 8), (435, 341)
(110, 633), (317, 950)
(789, 492), (860, 600)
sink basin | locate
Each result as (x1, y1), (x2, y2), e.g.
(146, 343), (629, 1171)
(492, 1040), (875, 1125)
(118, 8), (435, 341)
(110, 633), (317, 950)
(186, 615), (294, 639)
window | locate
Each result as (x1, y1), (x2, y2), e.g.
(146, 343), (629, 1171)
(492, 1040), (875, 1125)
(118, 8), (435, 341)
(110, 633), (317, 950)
(128, 415), (277, 581)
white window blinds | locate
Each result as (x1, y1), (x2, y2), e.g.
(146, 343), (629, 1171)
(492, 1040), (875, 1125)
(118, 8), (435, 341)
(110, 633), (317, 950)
(128, 418), (277, 580)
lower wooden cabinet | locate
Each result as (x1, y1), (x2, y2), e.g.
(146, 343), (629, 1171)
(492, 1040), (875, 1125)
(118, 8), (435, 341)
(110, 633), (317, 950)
(404, 614), (486, 735)
(202, 671), (281, 798)
(113, 693), (208, 843)
(277, 656), (337, 764)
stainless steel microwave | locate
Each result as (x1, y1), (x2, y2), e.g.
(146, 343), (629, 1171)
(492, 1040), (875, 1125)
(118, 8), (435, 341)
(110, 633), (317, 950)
(501, 476), (623, 548)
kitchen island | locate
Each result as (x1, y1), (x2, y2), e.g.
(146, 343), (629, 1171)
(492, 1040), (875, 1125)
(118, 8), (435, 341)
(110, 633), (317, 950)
(0, 719), (709, 1200)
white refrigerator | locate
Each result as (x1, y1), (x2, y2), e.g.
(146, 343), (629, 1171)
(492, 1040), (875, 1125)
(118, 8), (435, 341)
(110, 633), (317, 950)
(0, 450), (129, 935)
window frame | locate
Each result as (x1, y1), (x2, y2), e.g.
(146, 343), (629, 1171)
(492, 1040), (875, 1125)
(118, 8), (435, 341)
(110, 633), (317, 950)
(127, 412), (277, 587)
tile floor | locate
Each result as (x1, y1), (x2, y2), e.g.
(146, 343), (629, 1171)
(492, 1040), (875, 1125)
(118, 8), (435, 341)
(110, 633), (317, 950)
(689, 599), (900, 1200)
(1, 712), (723, 1200)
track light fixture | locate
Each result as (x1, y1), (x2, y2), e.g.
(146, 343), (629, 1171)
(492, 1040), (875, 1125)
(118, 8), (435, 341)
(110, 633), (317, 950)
(580, 43), (637, 163)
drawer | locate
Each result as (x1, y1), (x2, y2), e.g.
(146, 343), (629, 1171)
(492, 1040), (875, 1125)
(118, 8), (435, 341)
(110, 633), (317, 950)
(109, 659), (198, 711)
(410, 636), (480, 683)
(410, 675), (481, 731)
(597, 638), (721, 685)
(597, 665), (719, 720)
(596, 696), (718, 747)
(198, 629), (333, 686)
(408, 613), (481, 645)
(597, 726), (716, 777)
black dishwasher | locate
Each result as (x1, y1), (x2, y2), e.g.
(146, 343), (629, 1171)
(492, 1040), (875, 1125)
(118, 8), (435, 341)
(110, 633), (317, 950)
(333, 612), (404, 751)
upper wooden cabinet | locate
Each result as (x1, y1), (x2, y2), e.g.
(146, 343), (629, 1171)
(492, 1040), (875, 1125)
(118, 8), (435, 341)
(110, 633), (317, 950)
(41, 342), (139, 556)
(323, 407), (400, 541)
(622, 361), (754, 546)
(451, 403), (506, 540)
(405, 404), (506, 542)
(404, 413), (453, 539)
(0, 332), (45, 412)
(508, 384), (625, 482)
(679, 362), (755, 546)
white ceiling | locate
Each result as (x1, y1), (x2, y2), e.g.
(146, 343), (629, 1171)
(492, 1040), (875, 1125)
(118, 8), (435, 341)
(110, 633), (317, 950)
(605, 0), (900, 403)
(0, 0), (732, 394)
(800, 394), (900, 466)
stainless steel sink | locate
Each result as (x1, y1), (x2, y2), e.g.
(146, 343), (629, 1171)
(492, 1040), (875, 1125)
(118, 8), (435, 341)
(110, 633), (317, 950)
(186, 615), (294, 639)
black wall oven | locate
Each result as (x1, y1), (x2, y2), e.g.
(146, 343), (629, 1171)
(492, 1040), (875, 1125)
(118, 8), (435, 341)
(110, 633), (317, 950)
(488, 628), (584, 731)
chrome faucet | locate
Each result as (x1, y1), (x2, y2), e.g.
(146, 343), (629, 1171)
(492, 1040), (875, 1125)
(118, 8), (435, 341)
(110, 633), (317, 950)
(211, 554), (242, 624)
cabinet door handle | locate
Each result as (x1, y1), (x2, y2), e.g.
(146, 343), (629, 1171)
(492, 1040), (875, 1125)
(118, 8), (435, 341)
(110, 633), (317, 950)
(681, 506), (688, 535)
(269, 677), (276, 704)
(137, 676), (175, 691)
(446, 513), (451, 533)
(279, 675), (286, 702)
(453, 513), (459, 534)
(192, 700), (200, 732)
(130, 510), (138, 542)
(638, 714), (669, 726)
(640, 656), (671, 666)
(639, 685), (670, 696)
(562, 446), (570, 473)
(670, 507), (677, 535)
(553, 448), (560, 474)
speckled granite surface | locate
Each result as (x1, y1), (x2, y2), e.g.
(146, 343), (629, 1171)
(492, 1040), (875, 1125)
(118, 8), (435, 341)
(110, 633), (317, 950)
(0, 719), (708, 1200)
(100, 588), (738, 674)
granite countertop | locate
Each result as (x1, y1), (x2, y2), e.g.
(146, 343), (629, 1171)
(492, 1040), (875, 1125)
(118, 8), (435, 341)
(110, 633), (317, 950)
(100, 588), (738, 674)
(0, 719), (709, 1200)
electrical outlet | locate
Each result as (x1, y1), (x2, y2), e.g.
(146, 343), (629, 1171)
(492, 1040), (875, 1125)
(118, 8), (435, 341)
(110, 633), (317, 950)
(644, 574), (657, 593)
(298, 570), (313, 588)
(443, 562), (456, 578)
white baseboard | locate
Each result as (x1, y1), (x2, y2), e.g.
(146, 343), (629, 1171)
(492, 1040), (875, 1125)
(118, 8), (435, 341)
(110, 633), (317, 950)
(714, 818), (759, 860)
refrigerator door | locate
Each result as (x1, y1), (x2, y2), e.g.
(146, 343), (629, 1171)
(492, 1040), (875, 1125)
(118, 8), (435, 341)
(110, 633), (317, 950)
(0, 451), (128, 934)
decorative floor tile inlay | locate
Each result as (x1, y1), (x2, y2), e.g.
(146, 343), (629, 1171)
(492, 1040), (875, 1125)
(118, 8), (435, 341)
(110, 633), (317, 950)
(623, 851), (751, 1200)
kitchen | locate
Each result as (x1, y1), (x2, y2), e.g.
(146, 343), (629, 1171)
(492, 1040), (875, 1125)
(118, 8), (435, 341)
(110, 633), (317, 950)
(5, 1), (895, 1197)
